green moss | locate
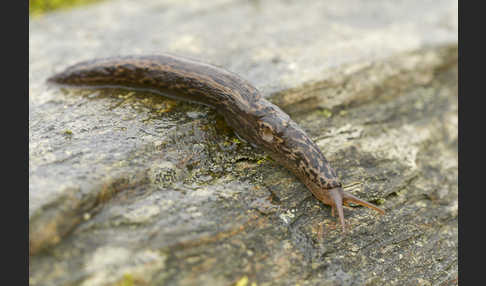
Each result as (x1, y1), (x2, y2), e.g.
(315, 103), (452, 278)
(375, 198), (385, 205)
(29, 0), (105, 16)
(256, 158), (266, 165)
(317, 109), (333, 118)
(224, 137), (242, 147)
(234, 276), (249, 286)
(257, 155), (271, 165)
(114, 274), (134, 286)
(339, 110), (348, 116)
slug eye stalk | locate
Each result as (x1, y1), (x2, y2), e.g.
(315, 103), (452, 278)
(329, 188), (385, 232)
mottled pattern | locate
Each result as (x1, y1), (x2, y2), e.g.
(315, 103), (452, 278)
(48, 54), (384, 231)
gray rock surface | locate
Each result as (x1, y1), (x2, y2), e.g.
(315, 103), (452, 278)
(29, 0), (458, 285)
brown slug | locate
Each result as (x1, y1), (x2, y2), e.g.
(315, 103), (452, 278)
(47, 54), (385, 231)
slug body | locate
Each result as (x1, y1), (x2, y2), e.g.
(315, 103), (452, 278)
(48, 54), (384, 231)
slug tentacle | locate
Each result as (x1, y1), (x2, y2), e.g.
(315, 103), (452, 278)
(48, 54), (385, 232)
(342, 191), (385, 214)
(329, 188), (346, 232)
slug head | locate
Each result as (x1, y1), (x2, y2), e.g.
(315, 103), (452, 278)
(225, 101), (385, 232)
(224, 100), (309, 159)
(251, 114), (386, 232)
(325, 187), (385, 232)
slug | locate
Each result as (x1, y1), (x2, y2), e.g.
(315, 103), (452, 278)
(47, 54), (384, 231)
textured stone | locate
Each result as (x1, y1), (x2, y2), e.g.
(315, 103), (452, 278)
(29, 0), (457, 285)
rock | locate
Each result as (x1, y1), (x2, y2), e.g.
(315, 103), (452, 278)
(29, 0), (457, 285)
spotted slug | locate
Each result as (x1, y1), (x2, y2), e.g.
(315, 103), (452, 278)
(47, 54), (384, 231)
